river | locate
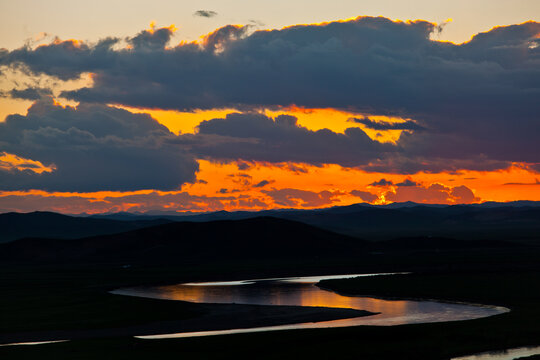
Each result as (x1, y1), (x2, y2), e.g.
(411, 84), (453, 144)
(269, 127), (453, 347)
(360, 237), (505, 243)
(111, 273), (508, 339)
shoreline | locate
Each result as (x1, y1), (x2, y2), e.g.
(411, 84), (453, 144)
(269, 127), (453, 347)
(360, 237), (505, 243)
(0, 302), (374, 345)
(316, 283), (511, 313)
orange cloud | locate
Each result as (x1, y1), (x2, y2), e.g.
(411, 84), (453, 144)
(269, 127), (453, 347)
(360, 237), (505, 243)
(0, 152), (56, 174)
(385, 182), (480, 204)
(2, 161), (540, 214)
(262, 188), (341, 208)
(52, 38), (82, 47)
(147, 22), (177, 34)
(2, 159), (540, 214)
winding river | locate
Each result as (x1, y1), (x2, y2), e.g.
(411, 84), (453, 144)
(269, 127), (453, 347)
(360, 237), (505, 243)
(451, 346), (540, 360)
(111, 273), (509, 339)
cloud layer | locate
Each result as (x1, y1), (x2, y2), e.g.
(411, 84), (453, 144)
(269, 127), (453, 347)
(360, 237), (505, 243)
(194, 10), (218, 18)
(385, 183), (479, 204)
(0, 16), (538, 196)
(182, 112), (394, 166)
(0, 98), (198, 191)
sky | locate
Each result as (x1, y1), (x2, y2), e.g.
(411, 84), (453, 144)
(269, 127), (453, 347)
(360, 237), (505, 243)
(0, 1), (539, 214)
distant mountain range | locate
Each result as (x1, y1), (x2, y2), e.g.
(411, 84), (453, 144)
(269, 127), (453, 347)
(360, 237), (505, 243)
(90, 201), (540, 240)
(1, 216), (521, 265)
(86, 200), (540, 220)
(1, 201), (540, 244)
(0, 217), (369, 264)
(0, 211), (171, 243)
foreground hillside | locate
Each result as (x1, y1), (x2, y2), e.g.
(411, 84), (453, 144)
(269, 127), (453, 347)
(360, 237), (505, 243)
(0, 210), (539, 359)
(1, 242), (539, 359)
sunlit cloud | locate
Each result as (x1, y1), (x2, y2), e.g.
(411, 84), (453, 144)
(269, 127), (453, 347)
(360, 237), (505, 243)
(0, 16), (539, 212)
(3, 160), (540, 213)
(0, 152), (56, 174)
(385, 182), (480, 204)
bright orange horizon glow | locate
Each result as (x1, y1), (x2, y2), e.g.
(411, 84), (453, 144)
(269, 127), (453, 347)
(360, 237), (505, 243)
(1, 160), (539, 214)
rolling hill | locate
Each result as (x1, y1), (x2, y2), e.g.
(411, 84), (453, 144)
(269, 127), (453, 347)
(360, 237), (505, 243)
(91, 202), (540, 241)
(0, 211), (172, 243)
(0, 217), (369, 264)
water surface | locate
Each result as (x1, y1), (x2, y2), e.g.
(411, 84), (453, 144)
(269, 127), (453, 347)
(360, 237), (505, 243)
(0, 340), (69, 347)
(452, 345), (540, 360)
(112, 273), (508, 339)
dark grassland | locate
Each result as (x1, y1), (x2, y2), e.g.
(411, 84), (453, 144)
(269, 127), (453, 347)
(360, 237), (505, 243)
(1, 216), (540, 359)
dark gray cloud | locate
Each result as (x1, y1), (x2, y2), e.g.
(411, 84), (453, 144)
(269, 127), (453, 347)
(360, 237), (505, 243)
(395, 179), (419, 187)
(253, 179), (273, 188)
(178, 112), (395, 167)
(503, 179), (540, 186)
(350, 190), (378, 202)
(128, 27), (174, 51)
(0, 98), (198, 191)
(194, 10), (218, 18)
(350, 117), (426, 131)
(229, 173), (252, 179)
(369, 178), (393, 186)
(236, 161), (252, 170)
(4, 87), (53, 100)
(359, 154), (511, 174)
(0, 17), (539, 173)
(249, 20), (265, 27)
(0, 104), (397, 192)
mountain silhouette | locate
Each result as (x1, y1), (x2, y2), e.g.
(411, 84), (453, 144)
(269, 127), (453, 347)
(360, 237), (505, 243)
(0, 211), (171, 243)
(0, 217), (368, 264)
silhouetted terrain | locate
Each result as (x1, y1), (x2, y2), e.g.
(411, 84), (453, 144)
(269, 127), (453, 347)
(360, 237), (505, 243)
(93, 202), (540, 241)
(1, 215), (523, 266)
(282, 205), (540, 240)
(0, 211), (172, 243)
(1, 207), (539, 360)
(0, 217), (369, 264)
(4, 202), (539, 245)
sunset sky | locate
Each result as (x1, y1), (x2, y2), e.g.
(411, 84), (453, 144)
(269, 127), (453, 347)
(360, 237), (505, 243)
(0, 1), (539, 214)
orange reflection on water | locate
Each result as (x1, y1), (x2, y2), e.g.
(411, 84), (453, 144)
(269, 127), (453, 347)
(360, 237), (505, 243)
(155, 282), (408, 320)
(298, 288), (408, 318)
(114, 276), (507, 332)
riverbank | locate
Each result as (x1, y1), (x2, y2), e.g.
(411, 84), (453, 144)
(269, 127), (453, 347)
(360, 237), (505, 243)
(1, 301), (371, 345)
(2, 270), (539, 359)
(319, 271), (540, 358)
(2, 243), (540, 359)
(0, 261), (380, 343)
